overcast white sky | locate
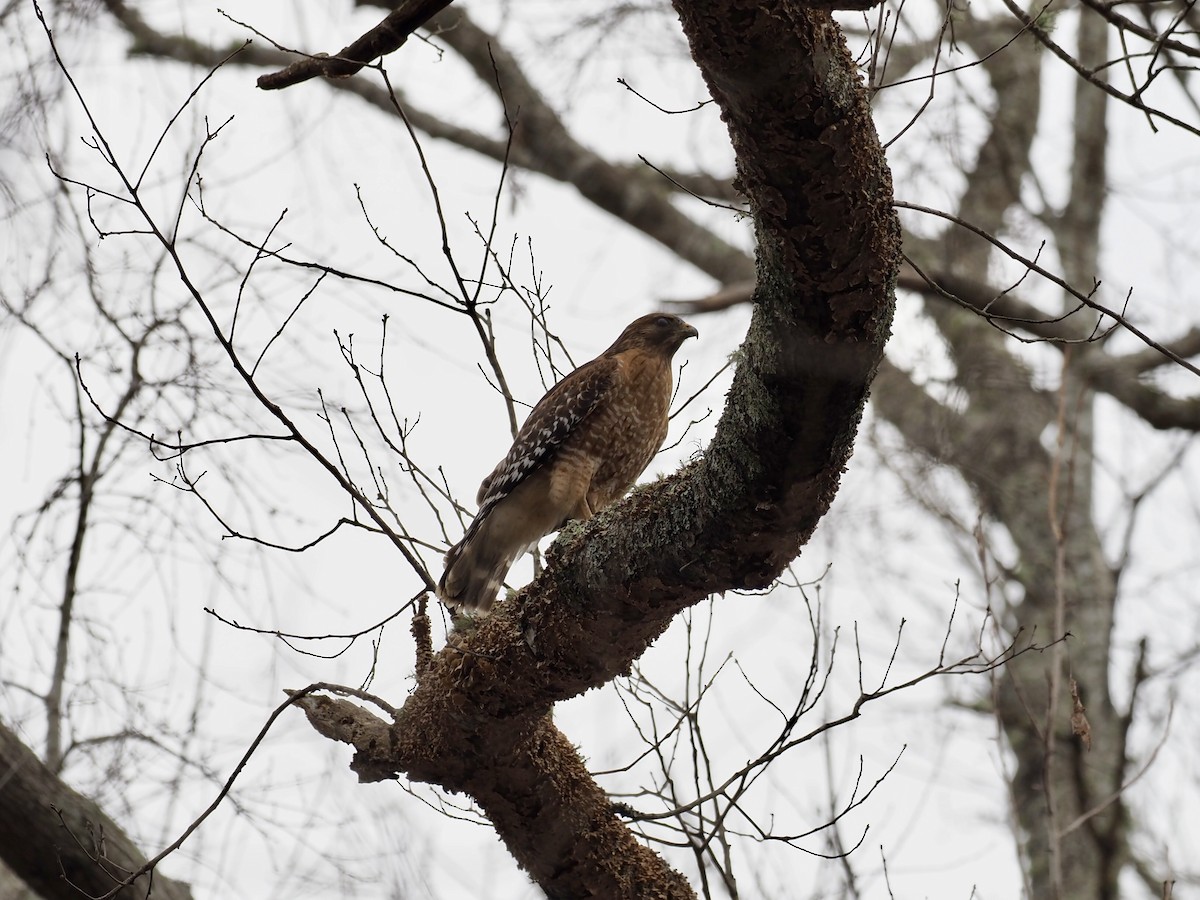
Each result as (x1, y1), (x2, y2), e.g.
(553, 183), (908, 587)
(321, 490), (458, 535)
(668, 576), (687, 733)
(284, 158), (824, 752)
(2, 2), (1199, 898)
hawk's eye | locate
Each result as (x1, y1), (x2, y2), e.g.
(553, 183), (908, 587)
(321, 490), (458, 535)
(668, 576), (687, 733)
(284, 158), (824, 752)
(655, 315), (671, 327)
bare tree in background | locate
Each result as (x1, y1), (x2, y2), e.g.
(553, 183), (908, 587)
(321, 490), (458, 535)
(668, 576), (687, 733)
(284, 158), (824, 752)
(3, 0), (1199, 898)
(1, 67), (233, 900)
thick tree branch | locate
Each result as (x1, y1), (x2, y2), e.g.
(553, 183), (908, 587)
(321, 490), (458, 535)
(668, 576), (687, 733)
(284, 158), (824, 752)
(1082, 360), (1200, 430)
(295, 693), (695, 897)
(0, 719), (194, 900)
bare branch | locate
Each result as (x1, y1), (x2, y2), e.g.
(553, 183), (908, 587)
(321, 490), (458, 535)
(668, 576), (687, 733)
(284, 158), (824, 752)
(897, 199), (1200, 378)
(255, 0), (455, 90)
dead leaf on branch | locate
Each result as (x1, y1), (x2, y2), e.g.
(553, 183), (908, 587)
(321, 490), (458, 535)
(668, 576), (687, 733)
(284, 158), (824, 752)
(1070, 677), (1092, 751)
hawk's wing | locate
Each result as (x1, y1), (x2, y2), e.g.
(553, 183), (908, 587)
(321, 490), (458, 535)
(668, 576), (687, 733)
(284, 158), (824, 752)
(474, 356), (618, 512)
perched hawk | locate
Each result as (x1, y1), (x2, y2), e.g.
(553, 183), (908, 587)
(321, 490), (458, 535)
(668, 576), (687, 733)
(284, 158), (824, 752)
(438, 313), (698, 613)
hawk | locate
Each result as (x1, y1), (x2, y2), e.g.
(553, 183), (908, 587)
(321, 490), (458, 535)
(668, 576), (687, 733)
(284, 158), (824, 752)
(438, 313), (698, 613)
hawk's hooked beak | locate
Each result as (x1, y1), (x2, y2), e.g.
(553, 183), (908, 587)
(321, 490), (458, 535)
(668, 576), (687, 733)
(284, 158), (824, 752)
(682, 323), (699, 341)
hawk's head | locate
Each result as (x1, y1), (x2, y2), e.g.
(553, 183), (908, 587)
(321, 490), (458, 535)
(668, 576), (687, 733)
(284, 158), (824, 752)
(604, 313), (699, 357)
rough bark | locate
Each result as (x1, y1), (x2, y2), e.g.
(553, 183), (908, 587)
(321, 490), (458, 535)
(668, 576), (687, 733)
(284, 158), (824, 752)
(0, 719), (194, 900)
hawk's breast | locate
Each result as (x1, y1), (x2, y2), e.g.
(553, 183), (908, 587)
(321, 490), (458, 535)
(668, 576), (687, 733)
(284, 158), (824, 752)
(577, 351), (672, 511)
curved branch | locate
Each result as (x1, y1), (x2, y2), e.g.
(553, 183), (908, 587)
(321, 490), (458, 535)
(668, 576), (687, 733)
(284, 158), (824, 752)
(369, 2), (899, 892)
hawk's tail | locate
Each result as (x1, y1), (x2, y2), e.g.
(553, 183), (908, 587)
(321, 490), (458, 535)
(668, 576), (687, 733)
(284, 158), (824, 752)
(437, 513), (522, 614)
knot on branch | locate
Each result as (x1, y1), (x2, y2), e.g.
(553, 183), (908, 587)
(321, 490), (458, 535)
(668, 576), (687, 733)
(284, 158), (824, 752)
(257, 52), (360, 90)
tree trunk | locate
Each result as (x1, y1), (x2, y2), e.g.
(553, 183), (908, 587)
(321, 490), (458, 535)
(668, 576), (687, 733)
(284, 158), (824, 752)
(996, 11), (1127, 897)
(880, 12), (1129, 894)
